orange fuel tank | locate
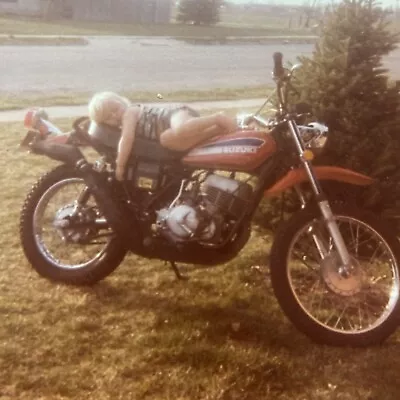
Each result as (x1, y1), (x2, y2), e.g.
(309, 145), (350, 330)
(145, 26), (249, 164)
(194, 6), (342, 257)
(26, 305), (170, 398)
(182, 130), (277, 172)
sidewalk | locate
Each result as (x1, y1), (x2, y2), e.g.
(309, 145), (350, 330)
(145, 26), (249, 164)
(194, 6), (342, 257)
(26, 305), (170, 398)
(0, 34), (317, 44)
(0, 98), (266, 123)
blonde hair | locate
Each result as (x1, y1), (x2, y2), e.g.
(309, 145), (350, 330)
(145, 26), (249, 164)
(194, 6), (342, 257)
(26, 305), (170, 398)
(88, 91), (131, 124)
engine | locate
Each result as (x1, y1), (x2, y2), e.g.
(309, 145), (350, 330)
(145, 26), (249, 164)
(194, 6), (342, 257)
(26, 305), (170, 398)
(155, 174), (253, 244)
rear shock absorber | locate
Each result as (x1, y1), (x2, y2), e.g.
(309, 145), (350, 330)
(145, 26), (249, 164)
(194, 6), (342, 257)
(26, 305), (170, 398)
(75, 160), (138, 249)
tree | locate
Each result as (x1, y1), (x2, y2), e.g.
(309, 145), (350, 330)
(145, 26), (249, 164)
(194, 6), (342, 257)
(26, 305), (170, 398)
(289, 0), (400, 218)
(293, 0), (399, 174)
(177, 0), (223, 25)
(300, 0), (321, 28)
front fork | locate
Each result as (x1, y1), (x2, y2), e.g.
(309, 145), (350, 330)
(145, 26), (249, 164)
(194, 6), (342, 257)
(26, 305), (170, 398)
(72, 186), (91, 214)
(288, 120), (351, 270)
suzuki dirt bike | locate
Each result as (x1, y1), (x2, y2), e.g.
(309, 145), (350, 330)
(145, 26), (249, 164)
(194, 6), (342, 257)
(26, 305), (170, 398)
(19, 53), (400, 346)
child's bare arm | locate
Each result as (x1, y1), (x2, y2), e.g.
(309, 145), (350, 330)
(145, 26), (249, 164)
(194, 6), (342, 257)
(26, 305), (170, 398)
(115, 107), (141, 180)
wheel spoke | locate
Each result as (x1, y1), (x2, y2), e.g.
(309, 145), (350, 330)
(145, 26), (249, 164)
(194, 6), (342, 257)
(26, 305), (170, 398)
(286, 213), (400, 336)
(330, 304), (347, 328)
(33, 178), (112, 270)
(292, 250), (319, 272)
(306, 277), (323, 309)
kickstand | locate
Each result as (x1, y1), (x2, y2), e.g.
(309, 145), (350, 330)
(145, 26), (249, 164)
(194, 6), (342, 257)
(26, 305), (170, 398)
(169, 261), (189, 281)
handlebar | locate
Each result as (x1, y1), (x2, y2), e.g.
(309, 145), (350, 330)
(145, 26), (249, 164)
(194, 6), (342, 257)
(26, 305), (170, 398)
(271, 52), (302, 116)
(249, 52), (309, 125)
(272, 52), (300, 81)
(273, 52), (285, 79)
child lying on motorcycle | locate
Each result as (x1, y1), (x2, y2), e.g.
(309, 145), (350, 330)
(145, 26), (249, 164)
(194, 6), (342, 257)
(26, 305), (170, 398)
(88, 91), (237, 181)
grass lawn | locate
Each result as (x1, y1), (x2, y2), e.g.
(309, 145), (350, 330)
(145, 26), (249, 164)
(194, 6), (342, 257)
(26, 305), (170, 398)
(0, 13), (311, 38)
(0, 36), (88, 46)
(0, 86), (272, 111)
(1, 117), (400, 399)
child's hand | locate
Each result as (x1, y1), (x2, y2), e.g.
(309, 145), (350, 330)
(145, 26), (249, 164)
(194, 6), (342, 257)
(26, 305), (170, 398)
(216, 112), (237, 133)
(115, 165), (125, 181)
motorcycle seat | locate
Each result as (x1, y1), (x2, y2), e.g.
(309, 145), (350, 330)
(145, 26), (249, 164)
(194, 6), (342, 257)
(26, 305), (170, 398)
(88, 121), (183, 163)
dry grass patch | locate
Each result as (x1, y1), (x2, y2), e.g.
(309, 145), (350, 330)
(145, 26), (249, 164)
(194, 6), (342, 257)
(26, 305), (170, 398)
(0, 35), (88, 46)
(0, 86), (271, 111)
(0, 14), (307, 38)
(0, 119), (400, 399)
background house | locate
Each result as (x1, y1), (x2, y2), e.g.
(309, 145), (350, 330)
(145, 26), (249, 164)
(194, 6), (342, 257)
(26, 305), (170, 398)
(0, 0), (173, 24)
(70, 0), (172, 24)
(0, 0), (40, 15)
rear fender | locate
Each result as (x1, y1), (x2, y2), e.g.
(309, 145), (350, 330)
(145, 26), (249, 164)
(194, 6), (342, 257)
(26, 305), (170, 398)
(30, 140), (85, 165)
(264, 166), (374, 198)
(47, 134), (70, 145)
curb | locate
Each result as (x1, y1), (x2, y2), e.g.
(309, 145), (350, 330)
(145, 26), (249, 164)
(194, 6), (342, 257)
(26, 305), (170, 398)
(0, 98), (266, 123)
(0, 34), (318, 46)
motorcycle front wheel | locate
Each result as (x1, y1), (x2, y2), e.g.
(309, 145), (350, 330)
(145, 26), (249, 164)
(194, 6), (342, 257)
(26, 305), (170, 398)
(20, 164), (127, 285)
(269, 203), (400, 346)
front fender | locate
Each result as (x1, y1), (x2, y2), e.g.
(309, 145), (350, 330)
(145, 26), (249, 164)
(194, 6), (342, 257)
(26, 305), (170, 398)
(264, 166), (374, 198)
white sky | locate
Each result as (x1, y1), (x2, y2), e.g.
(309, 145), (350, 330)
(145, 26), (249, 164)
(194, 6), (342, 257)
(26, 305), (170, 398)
(227, 0), (398, 7)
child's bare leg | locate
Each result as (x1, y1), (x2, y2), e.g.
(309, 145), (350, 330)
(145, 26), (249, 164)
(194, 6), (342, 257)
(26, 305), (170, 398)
(215, 112), (237, 133)
(160, 111), (237, 151)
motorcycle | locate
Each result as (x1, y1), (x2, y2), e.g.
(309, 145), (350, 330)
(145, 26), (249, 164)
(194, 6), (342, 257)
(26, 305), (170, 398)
(19, 53), (400, 346)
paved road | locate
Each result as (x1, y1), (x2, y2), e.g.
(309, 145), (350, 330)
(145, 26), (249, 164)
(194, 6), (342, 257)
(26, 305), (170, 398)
(1, 37), (400, 95)
(0, 37), (313, 94)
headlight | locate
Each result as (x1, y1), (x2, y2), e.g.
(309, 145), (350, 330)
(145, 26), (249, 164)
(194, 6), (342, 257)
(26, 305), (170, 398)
(298, 122), (329, 152)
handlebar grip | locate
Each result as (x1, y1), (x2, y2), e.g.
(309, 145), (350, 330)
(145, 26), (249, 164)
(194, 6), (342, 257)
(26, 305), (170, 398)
(273, 52), (285, 78)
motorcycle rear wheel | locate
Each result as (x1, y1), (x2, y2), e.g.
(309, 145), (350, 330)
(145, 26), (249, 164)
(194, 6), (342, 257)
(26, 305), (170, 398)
(20, 164), (127, 285)
(269, 203), (400, 346)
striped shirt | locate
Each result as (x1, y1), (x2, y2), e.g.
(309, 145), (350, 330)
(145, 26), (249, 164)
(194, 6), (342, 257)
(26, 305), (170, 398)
(135, 106), (200, 141)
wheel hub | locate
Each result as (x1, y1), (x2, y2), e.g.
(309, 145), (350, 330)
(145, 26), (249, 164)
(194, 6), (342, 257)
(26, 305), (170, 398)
(321, 252), (362, 297)
(53, 204), (97, 244)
